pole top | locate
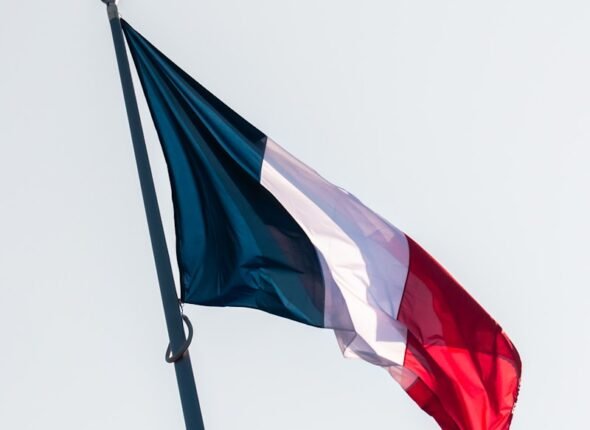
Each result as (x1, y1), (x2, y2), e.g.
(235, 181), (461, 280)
(101, 0), (119, 20)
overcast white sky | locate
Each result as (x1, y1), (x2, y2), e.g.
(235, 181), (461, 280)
(1, 1), (589, 429)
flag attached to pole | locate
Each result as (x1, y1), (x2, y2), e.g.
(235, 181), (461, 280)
(122, 20), (521, 430)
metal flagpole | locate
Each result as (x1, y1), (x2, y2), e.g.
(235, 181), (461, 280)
(100, 1), (205, 429)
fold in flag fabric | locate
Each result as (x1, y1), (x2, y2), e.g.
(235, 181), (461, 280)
(122, 20), (521, 430)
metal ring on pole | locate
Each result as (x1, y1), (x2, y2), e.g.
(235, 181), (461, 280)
(165, 314), (194, 363)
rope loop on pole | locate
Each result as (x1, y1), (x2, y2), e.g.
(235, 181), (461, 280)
(165, 314), (194, 363)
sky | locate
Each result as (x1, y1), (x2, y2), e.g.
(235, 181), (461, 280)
(1, 0), (589, 429)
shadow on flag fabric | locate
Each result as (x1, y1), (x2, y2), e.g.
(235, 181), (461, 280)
(121, 20), (521, 430)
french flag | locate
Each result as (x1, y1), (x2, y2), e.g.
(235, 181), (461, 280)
(123, 20), (521, 430)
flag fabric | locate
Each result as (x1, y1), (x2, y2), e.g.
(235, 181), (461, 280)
(122, 20), (521, 430)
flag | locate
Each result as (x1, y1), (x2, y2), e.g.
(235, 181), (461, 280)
(122, 20), (521, 430)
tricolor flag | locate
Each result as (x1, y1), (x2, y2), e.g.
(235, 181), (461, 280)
(122, 21), (521, 430)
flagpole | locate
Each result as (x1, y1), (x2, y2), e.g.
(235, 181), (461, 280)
(100, 1), (205, 429)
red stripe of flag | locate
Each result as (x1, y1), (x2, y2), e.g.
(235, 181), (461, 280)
(398, 237), (521, 430)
